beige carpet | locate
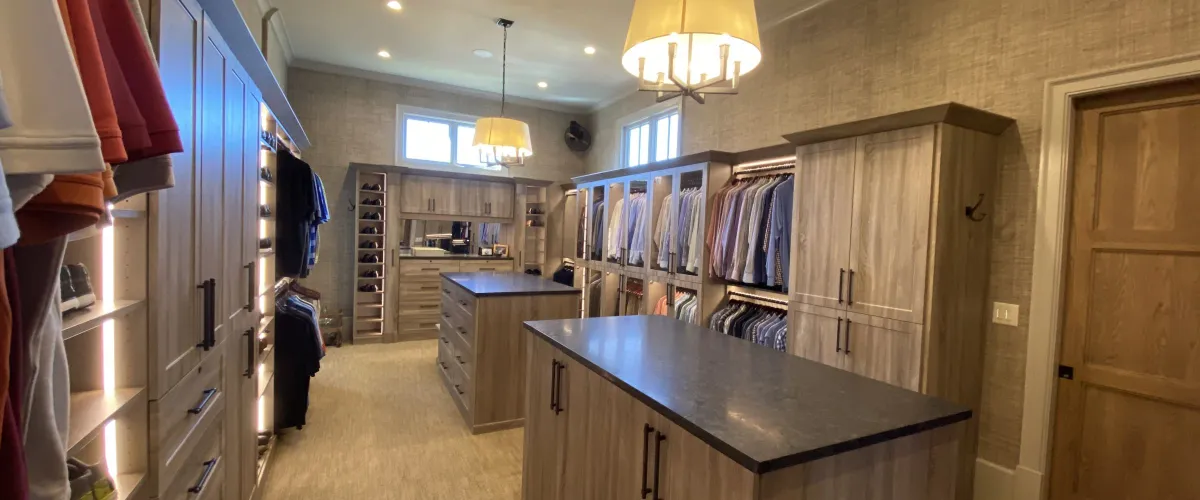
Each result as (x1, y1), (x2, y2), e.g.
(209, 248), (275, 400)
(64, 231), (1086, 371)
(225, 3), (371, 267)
(258, 341), (524, 500)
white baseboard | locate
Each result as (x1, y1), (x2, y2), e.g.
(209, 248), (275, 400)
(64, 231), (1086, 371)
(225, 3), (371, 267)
(1013, 465), (1046, 500)
(974, 459), (1016, 500)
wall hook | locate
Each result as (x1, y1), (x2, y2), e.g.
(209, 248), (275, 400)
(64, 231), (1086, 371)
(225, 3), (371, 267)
(347, 200), (356, 212)
(965, 194), (988, 222)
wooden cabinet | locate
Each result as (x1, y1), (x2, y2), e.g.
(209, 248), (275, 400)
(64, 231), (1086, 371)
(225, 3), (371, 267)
(787, 303), (843, 369)
(791, 138), (855, 310)
(523, 337), (567, 500)
(841, 312), (922, 391)
(398, 175), (429, 214)
(482, 180), (514, 218)
(397, 172), (515, 218)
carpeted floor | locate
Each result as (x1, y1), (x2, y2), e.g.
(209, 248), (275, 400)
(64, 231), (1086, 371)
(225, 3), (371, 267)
(258, 341), (524, 500)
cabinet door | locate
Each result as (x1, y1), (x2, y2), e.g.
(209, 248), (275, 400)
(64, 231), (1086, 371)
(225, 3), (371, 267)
(399, 176), (429, 214)
(563, 367), (658, 500)
(792, 137), (855, 310)
(846, 126), (935, 323)
(199, 15), (228, 350)
(654, 412), (757, 500)
(222, 64), (247, 330)
(485, 181), (514, 218)
(523, 337), (566, 500)
(788, 303), (844, 368)
(242, 94), (261, 305)
(841, 312), (922, 391)
(151, 0), (203, 397)
(427, 176), (460, 215)
(457, 179), (485, 217)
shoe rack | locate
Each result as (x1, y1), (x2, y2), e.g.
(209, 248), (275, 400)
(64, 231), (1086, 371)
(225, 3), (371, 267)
(61, 194), (151, 500)
(518, 183), (548, 276)
(353, 170), (387, 344)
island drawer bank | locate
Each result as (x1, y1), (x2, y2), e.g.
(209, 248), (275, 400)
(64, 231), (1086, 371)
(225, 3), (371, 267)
(522, 316), (969, 500)
(439, 272), (581, 434)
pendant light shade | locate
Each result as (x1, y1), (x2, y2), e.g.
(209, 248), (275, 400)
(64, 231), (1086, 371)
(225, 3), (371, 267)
(474, 18), (533, 167)
(622, 0), (762, 103)
(473, 116), (532, 164)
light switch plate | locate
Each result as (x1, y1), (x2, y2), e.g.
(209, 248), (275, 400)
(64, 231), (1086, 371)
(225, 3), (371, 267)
(993, 302), (1019, 326)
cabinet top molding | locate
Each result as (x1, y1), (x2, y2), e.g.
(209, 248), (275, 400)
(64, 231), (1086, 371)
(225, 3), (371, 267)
(351, 162), (543, 185)
(524, 315), (971, 474)
(782, 102), (1014, 146)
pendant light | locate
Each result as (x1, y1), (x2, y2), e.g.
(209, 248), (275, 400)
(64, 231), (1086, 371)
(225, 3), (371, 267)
(474, 18), (533, 167)
(622, 0), (762, 104)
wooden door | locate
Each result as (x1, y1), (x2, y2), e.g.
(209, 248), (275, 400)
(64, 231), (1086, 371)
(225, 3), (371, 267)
(846, 126), (935, 324)
(791, 138), (855, 310)
(654, 412), (757, 500)
(427, 176), (460, 215)
(199, 15), (228, 351)
(150, 0), (202, 397)
(559, 355), (592, 499)
(1049, 80), (1200, 500)
(458, 179), (485, 217)
(841, 312), (922, 391)
(576, 370), (660, 500)
(398, 175), (429, 214)
(242, 95), (260, 311)
(787, 303), (844, 369)
(485, 181), (514, 218)
(236, 88), (261, 500)
(221, 63), (247, 330)
(523, 337), (566, 500)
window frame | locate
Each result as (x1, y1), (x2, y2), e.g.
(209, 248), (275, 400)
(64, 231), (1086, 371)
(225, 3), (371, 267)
(619, 100), (682, 169)
(395, 105), (497, 171)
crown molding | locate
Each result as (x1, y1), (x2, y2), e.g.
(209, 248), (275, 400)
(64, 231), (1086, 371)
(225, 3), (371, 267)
(290, 59), (592, 115)
(256, 0), (294, 63)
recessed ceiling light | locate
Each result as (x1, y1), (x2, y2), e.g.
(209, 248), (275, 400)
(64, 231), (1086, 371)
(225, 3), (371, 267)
(386, 1), (401, 10)
(584, 46), (596, 55)
(378, 50), (391, 58)
(473, 49), (493, 58)
(537, 81), (548, 89)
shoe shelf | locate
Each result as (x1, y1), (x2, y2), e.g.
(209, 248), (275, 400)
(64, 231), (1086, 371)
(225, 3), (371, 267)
(519, 183), (550, 276)
(67, 387), (147, 455)
(62, 299), (147, 341)
(114, 471), (147, 500)
(353, 169), (390, 345)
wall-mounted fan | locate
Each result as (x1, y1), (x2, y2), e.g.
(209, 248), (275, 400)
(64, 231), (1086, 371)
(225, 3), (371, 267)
(564, 121), (592, 153)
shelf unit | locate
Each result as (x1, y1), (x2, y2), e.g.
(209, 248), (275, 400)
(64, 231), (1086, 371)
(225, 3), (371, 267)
(60, 194), (150, 499)
(352, 170), (388, 344)
(518, 183), (549, 275)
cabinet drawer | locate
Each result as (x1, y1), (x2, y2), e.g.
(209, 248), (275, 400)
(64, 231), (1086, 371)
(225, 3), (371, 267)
(448, 357), (472, 409)
(397, 313), (440, 339)
(443, 283), (476, 314)
(160, 412), (225, 500)
(398, 281), (443, 297)
(153, 344), (226, 488)
(398, 260), (460, 280)
(398, 298), (442, 315)
(459, 260), (511, 273)
(442, 316), (473, 368)
(437, 335), (453, 371)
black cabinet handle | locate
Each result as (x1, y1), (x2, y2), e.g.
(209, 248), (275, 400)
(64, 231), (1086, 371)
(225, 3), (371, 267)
(244, 329), (254, 378)
(244, 261), (255, 311)
(652, 431), (666, 500)
(550, 360), (559, 412)
(188, 388), (217, 415)
(440, 337), (449, 344)
(455, 355), (465, 365)
(442, 312), (451, 318)
(439, 361), (448, 370)
(187, 458), (219, 493)
(847, 270), (855, 305)
(554, 361), (566, 415)
(844, 319), (853, 354)
(838, 268), (845, 304)
(196, 279), (215, 350)
(640, 424), (654, 499)
(453, 384), (464, 395)
(836, 318), (843, 353)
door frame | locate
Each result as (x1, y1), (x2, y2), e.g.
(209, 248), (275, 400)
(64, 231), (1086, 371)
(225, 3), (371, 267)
(1015, 51), (1200, 500)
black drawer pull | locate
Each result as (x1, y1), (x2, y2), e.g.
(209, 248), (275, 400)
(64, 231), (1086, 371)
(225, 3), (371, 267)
(641, 424), (654, 498)
(243, 329), (254, 378)
(838, 268), (845, 304)
(458, 300), (468, 306)
(187, 458), (219, 493)
(439, 361), (448, 370)
(188, 388), (217, 415)
(443, 312), (451, 318)
(421, 286), (438, 290)
(550, 360), (560, 412)
(554, 361), (566, 415)
(652, 431), (665, 500)
(455, 355), (465, 365)
(847, 269), (855, 305)
(844, 319), (853, 354)
(420, 304), (437, 309)
(836, 318), (843, 353)
(453, 384), (464, 395)
(244, 261), (255, 311)
(440, 337), (449, 344)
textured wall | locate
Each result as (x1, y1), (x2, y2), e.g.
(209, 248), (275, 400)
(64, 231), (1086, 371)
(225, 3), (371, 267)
(585, 0), (1200, 468)
(286, 68), (587, 324)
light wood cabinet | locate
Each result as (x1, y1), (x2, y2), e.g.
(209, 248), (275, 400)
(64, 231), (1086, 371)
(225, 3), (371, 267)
(791, 138), (855, 310)
(523, 337), (567, 500)
(397, 172), (515, 218)
(482, 180), (514, 218)
(841, 312), (922, 391)
(398, 175), (428, 214)
(457, 179), (486, 217)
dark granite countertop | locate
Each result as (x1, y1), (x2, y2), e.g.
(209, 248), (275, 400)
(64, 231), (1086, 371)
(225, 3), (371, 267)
(441, 272), (580, 297)
(398, 255), (513, 261)
(523, 315), (971, 474)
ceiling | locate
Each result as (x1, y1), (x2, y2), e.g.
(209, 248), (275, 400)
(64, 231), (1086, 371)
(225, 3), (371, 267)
(273, 0), (824, 111)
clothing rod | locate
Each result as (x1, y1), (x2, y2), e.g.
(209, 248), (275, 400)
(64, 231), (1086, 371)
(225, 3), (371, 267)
(733, 162), (796, 176)
(728, 290), (788, 306)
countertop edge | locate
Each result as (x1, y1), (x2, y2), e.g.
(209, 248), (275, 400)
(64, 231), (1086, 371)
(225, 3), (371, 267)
(524, 323), (972, 474)
(441, 273), (582, 297)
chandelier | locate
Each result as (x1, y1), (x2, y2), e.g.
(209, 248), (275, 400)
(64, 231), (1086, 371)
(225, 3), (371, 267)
(473, 18), (533, 167)
(622, 0), (763, 104)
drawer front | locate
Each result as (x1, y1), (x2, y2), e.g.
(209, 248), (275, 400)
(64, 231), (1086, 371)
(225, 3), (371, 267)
(154, 344), (226, 487)
(399, 260), (460, 280)
(161, 412), (225, 500)
(459, 260), (511, 273)
(398, 297), (442, 315)
(448, 356), (472, 409)
(441, 304), (473, 347)
(442, 316), (473, 369)
(437, 335), (453, 371)
(398, 281), (444, 297)
(444, 283), (476, 315)
(397, 312), (440, 339)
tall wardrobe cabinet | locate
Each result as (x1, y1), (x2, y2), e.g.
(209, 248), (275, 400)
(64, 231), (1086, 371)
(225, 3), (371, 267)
(147, 0), (306, 499)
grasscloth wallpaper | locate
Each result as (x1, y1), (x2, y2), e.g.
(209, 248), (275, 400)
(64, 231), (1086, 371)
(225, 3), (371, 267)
(587, 0), (1200, 468)
(286, 68), (586, 327)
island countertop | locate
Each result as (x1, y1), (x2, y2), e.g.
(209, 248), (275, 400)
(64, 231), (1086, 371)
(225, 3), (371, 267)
(441, 272), (581, 297)
(523, 315), (971, 474)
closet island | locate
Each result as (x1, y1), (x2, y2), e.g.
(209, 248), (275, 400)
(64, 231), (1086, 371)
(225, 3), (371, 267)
(522, 315), (969, 500)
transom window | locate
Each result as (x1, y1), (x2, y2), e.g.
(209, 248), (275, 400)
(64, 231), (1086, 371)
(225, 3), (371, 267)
(398, 109), (492, 169)
(624, 108), (680, 168)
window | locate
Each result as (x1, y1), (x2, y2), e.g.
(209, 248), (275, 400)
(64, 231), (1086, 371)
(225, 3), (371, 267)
(623, 107), (680, 168)
(398, 108), (490, 169)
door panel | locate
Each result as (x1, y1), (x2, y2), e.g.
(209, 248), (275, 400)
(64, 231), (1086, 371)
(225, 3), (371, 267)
(523, 337), (565, 500)
(200, 16), (227, 349)
(222, 65), (246, 329)
(1051, 82), (1200, 500)
(791, 138), (855, 310)
(787, 303), (843, 368)
(427, 176), (459, 215)
(485, 181), (514, 218)
(841, 312), (922, 391)
(399, 175), (428, 214)
(655, 412), (756, 500)
(458, 179), (484, 217)
(846, 126), (935, 323)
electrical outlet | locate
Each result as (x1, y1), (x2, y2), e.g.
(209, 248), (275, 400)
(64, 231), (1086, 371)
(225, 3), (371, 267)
(993, 302), (1019, 326)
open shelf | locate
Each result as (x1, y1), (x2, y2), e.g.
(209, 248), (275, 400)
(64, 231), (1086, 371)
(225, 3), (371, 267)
(257, 315), (275, 337)
(68, 387), (145, 454)
(356, 303), (384, 308)
(63, 300), (146, 341)
(259, 248), (275, 256)
(115, 472), (146, 500)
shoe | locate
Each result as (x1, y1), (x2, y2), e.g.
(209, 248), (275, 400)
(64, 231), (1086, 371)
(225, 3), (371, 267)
(361, 198), (383, 206)
(361, 183), (383, 191)
(259, 205), (272, 218)
(259, 167), (273, 182)
(359, 241), (379, 249)
(358, 284), (379, 292)
(361, 270), (380, 278)
(67, 264), (97, 310)
(59, 267), (80, 313)
(361, 226), (379, 235)
(362, 212), (381, 220)
(67, 457), (116, 500)
(360, 254), (380, 264)
(259, 238), (273, 249)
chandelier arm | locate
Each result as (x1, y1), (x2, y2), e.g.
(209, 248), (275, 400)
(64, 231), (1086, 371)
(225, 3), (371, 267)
(501, 23), (507, 116)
